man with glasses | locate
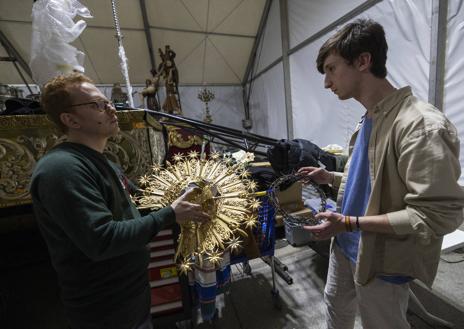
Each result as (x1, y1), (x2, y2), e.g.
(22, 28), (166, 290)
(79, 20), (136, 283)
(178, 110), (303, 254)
(30, 73), (209, 329)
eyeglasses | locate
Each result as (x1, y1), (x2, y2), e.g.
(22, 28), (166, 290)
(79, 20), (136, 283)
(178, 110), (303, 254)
(68, 99), (115, 112)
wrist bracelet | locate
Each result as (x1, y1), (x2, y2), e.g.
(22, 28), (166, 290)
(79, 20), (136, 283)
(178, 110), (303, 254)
(344, 215), (352, 232)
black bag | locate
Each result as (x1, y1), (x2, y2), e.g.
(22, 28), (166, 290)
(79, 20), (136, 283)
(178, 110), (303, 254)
(1, 98), (43, 115)
(267, 138), (337, 175)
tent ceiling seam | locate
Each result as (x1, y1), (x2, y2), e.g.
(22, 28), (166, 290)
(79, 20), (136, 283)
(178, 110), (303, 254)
(201, 37), (207, 83)
(177, 37), (207, 67)
(149, 25), (254, 38)
(0, 19), (255, 38)
(202, 0), (211, 83)
(208, 37), (241, 82)
(180, 0), (204, 31)
(78, 36), (102, 83)
(210, 0), (245, 33)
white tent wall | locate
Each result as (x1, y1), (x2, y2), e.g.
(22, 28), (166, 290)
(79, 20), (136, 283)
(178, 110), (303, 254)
(94, 85), (245, 130)
(14, 84), (244, 130)
(290, 38), (364, 147)
(287, 0), (366, 49)
(255, 0), (283, 73)
(249, 63), (287, 139)
(289, 0), (431, 147)
(444, 0), (464, 184)
(177, 86), (245, 129)
(246, 0), (287, 139)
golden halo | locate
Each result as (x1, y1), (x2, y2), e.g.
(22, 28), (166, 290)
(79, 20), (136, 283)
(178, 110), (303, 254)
(137, 153), (259, 271)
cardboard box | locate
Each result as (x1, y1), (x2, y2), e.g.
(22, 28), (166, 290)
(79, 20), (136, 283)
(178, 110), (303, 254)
(275, 182), (305, 214)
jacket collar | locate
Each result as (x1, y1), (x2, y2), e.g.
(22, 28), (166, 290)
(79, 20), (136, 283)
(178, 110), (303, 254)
(372, 86), (412, 116)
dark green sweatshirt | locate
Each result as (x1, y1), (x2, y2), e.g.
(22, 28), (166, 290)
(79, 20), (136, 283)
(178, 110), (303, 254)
(30, 142), (175, 324)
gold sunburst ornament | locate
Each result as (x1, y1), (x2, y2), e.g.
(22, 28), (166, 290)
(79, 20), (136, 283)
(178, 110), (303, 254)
(137, 152), (259, 274)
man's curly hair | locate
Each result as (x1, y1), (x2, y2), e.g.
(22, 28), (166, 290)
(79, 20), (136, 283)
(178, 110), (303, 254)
(41, 73), (94, 132)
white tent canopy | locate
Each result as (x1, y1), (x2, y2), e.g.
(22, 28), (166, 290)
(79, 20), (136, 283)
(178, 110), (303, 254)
(0, 0), (267, 85)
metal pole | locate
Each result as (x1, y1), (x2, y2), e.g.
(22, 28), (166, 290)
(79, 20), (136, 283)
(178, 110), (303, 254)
(241, 0), (272, 130)
(110, 0), (135, 108)
(139, 0), (156, 71)
(246, 0), (383, 84)
(0, 30), (35, 83)
(280, 0), (293, 139)
(428, 0), (448, 111)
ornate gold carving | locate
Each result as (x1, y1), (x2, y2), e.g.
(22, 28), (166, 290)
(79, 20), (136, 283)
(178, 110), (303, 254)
(166, 125), (203, 149)
(0, 114), (54, 130)
(105, 129), (153, 182)
(0, 138), (36, 206)
(0, 110), (165, 208)
(148, 127), (165, 165)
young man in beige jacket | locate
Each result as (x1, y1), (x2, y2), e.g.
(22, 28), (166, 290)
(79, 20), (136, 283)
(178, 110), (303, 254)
(299, 19), (464, 329)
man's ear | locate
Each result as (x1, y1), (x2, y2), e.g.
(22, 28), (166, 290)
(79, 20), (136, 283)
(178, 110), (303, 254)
(60, 112), (80, 130)
(356, 52), (372, 72)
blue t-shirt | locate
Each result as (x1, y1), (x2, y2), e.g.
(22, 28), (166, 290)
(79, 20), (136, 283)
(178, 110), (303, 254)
(336, 117), (412, 284)
(336, 117), (372, 263)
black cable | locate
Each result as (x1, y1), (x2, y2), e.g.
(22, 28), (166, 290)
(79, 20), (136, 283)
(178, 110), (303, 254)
(138, 108), (276, 156)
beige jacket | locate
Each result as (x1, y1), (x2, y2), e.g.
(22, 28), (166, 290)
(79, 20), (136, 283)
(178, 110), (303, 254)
(333, 86), (464, 286)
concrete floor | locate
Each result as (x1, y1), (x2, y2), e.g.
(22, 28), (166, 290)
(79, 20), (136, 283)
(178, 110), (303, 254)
(2, 227), (463, 329)
(177, 233), (464, 329)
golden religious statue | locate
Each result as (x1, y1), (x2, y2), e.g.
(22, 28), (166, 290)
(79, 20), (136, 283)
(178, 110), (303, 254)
(158, 45), (182, 115)
(140, 69), (160, 111)
(110, 82), (128, 106)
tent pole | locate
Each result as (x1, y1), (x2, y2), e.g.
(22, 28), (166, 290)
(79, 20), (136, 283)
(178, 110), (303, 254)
(280, 0), (293, 139)
(241, 0), (272, 130)
(428, 0), (448, 111)
(246, 0), (382, 85)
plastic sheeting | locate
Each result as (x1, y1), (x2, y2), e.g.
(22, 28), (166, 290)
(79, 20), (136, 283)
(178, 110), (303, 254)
(30, 0), (92, 85)
(444, 0), (464, 184)
(290, 0), (431, 148)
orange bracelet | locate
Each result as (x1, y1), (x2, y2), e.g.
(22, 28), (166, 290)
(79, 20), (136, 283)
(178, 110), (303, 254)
(344, 215), (352, 232)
